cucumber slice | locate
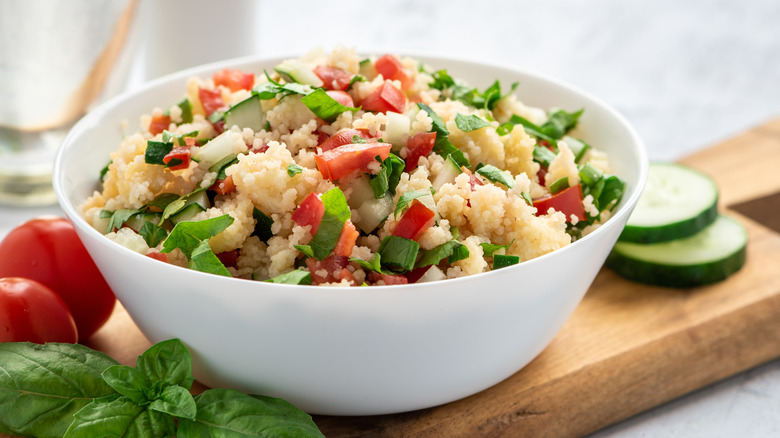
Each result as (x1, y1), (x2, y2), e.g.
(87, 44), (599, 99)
(619, 163), (718, 243)
(169, 203), (206, 226)
(194, 130), (246, 167)
(274, 59), (323, 87)
(224, 95), (266, 132)
(432, 155), (463, 191)
(607, 215), (747, 288)
(355, 195), (393, 233)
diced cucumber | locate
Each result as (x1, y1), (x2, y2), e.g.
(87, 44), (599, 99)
(274, 59), (324, 87)
(194, 130), (247, 167)
(385, 112), (411, 150)
(416, 265), (447, 283)
(224, 95), (266, 132)
(125, 212), (162, 233)
(355, 195), (394, 233)
(619, 163), (718, 243)
(607, 215), (747, 288)
(169, 203), (206, 226)
(344, 174), (376, 210)
(359, 58), (377, 80)
(432, 155), (463, 191)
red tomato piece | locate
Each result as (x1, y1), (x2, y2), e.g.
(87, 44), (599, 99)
(533, 184), (586, 222)
(374, 54), (413, 90)
(147, 251), (169, 263)
(333, 220), (359, 258)
(148, 113), (171, 135)
(326, 90), (355, 108)
(315, 142), (392, 181)
(0, 217), (115, 341)
(536, 167), (548, 186)
(209, 175), (236, 195)
(216, 249), (240, 269)
(405, 265), (432, 284)
(313, 65), (354, 91)
(198, 87), (224, 117)
(162, 146), (191, 171)
(405, 132), (436, 172)
(361, 81), (407, 114)
(0, 277), (79, 343)
(184, 136), (198, 147)
(371, 272), (409, 285)
(292, 192), (325, 235)
(393, 199), (436, 241)
(213, 68), (255, 92)
(306, 254), (349, 285)
(318, 128), (376, 152)
(337, 267), (357, 286)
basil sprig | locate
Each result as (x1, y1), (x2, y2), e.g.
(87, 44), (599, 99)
(0, 340), (324, 438)
(161, 214), (234, 276)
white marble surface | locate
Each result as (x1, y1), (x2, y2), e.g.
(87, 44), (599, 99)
(1, 0), (779, 435)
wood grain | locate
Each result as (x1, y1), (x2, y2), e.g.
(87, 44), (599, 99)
(2, 119), (778, 438)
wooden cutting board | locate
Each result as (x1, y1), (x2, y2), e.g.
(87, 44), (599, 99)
(6, 119), (779, 438)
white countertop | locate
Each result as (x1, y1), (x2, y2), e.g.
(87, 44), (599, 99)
(2, 0), (779, 435)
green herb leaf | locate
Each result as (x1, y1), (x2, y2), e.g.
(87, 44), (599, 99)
(417, 103), (471, 168)
(350, 252), (383, 273)
(480, 241), (512, 257)
(300, 88), (360, 123)
(189, 239), (232, 276)
(533, 145), (558, 167)
(417, 103), (449, 136)
(148, 385), (197, 420)
(493, 254), (520, 269)
(177, 388), (325, 437)
(475, 164), (515, 188)
(161, 214), (233, 259)
(105, 208), (139, 233)
(135, 338), (194, 391)
(63, 395), (176, 438)
(144, 192), (180, 212)
(145, 140), (174, 165)
(549, 177), (570, 194)
(378, 235), (420, 272)
(597, 175), (626, 213)
(448, 242), (470, 263)
(351, 134), (368, 144)
(394, 189), (431, 218)
(139, 222), (168, 248)
(370, 153), (405, 198)
(416, 240), (465, 268)
(177, 98), (193, 123)
(539, 108), (583, 140)
(455, 113), (491, 132)
(101, 365), (151, 405)
(208, 154), (239, 181)
(266, 268), (312, 285)
(0, 343), (119, 438)
(309, 187), (350, 260)
(287, 163), (304, 177)
(294, 244), (315, 258)
(252, 207), (274, 243)
(99, 160), (112, 182)
(521, 191), (533, 206)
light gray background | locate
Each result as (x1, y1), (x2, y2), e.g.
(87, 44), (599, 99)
(2, 0), (778, 436)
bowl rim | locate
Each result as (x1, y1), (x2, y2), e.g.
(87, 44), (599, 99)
(54, 50), (648, 294)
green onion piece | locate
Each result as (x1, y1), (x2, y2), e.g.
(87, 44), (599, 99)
(563, 136), (591, 163)
(266, 269), (312, 285)
(377, 235), (420, 272)
(549, 177), (570, 194)
(455, 113), (491, 132)
(533, 145), (557, 167)
(475, 164), (514, 188)
(578, 162), (604, 186)
(493, 254), (520, 269)
(520, 192), (533, 206)
(252, 208), (274, 243)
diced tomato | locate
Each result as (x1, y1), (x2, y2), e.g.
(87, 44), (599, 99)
(393, 199), (436, 241)
(216, 249), (240, 269)
(212, 120), (226, 134)
(370, 272), (409, 285)
(313, 65), (354, 91)
(374, 54), (413, 91)
(533, 184), (586, 222)
(306, 254), (349, 285)
(292, 192), (325, 235)
(333, 220), (359, 258)
(326, 90), (355, 108)
(360, 81), (407, 114)
(184, 137), (197, 147)
(162, 146), (191, 171)
(315, 142), (392, 181)
(213, 69), (255, 92)
(318, 128), (377, 152)
(198, 87), (224, 117)
(209, 175), (236, 195)
(405, 132), (436, 172)
(338, 268), (357, 286)
(149, 114), (171, 135)
(146, 251), (169, 263)
(251, 143), (270, 154)
(405, 265), (432, 283)
(536, 167), (548, 186)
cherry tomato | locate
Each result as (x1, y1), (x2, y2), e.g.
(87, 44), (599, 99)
(374, 54), (413, 90)
(361, 81), (407, 114)
(314, 142), (392, 181)
(198, 87), (224, 117)
(162, 146), (191, 171)
(393, 199), (436, 241)
(333, 220), (359, 257)
(314, 65), (354, 91)
(533, 184), (586, 222)
(326, 90), (355, 108)
(405, 132), (436, 172)
(0, 277), (78, 343)
(148, 113), (171, 135)
(213, 68), (255, 92)
(292, 193), (325, 235)
(0, 217), (116, 341)
(318, 128), (377, 152)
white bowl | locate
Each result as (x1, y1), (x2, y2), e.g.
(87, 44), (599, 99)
(54, 52), (647, 416)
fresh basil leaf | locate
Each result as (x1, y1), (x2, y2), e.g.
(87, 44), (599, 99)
(145, 140), (173, 165)
(0, 343), (119, 438)
(100, 160), (112, 182)
(144, 192), (180, 212)
(598, 175), (626, 213)
(161, 214), (233, 259)
(480, 241), (511, 257)
(370, 153), (405, 198)
(434, 135), (470, 169)
(521, 191), (533, 206)
(287, 163), (304, 177)
(252, 207), (274, 243)
(177, 388), (325, 437)
(101, 365), (151, 405)
(139, 222), (168, 248)
(429, 69), (456, 90)
(189, 239), (232, 276)
(266, 268), (312, 285)
(378, 235), (420, 272)
(135, 338), (194, 391)
(105, 208), (139, 233)
(394, 189), (431, 218)
(253, 78), (314, 101)
(309, 187), (350, 260)
(533, 145), (557, 167)
(300, 88), (359, 123)
(63, 395), (176, 438)
(493, 254), (520, 269)
(539, 108), (583, 140)
(549, 177), (570, 194)
(350, 252), (383, 273)
(476, 164), (514, 188)
(416, 240), (464, 268)
(347, 74), (366, 90)
(417, 103), (449, 136)
(448, 243), (470, 263)
(294, 244), (315, 259)
(455, 113), (491, 132)
(148, 385), (197, 420)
